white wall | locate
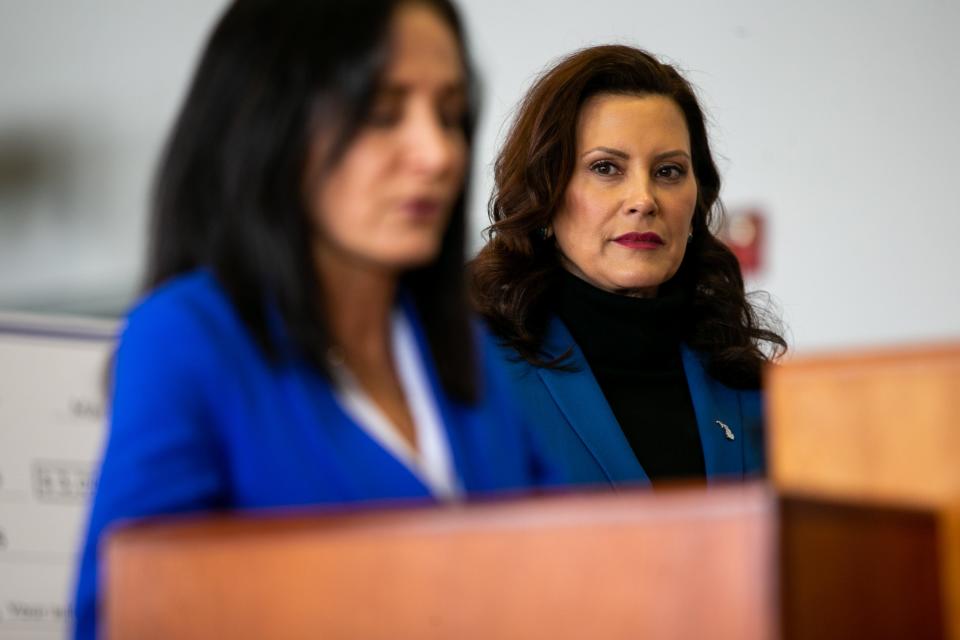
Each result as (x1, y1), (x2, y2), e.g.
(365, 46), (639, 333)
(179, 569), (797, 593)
(1, 0), (958, 353)
(0, 0), (226, 313)
(460, 0), (960, 353)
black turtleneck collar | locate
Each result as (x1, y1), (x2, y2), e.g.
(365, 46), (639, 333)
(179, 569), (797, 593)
(552, 268), (705, 485)
(554, 269), (690, 367)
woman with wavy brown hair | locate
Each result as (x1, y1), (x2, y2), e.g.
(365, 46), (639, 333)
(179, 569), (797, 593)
(472, 45), (786, 487)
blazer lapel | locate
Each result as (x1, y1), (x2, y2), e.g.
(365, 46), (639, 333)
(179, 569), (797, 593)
(537, 317), (650, 486)
(399, 296), (476, 491)
(681, 345), (746, 482)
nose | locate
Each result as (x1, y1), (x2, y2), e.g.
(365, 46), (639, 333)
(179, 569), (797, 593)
(625, 176), (657, 216)
(404, 102), (460, 178)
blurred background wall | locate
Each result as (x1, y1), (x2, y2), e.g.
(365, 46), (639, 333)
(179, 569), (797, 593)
(1, 0), (957, 353)
(0, 1), (225, 316)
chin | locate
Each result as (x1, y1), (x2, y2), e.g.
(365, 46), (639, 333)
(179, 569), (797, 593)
(606, 270), (662, 289)
(599, 275), (666, 296)
(383, 242), (444, 271)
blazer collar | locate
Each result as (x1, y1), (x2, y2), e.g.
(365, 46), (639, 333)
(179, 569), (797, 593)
(538, 316), (745, 485)
(537, 316), (651, 486)
(680, 345), (746, 482)
(398, 296), (476, 491)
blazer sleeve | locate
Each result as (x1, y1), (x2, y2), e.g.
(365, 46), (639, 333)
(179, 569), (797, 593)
(72, 295), (228, 640)
(476, 328), (572, 489)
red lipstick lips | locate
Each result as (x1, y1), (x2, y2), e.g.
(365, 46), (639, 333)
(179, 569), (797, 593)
(614, 232), (664, 249)
(402, 197), (442, 219)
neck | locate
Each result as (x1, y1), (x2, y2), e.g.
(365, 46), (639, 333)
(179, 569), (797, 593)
(554, 267), (688, 364)
(315, 250), (398, 360)
(314, 246), (418, 453)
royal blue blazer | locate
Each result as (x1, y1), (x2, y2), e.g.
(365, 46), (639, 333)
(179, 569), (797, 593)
(73, 271), (562, 640)
(492, 316), (766, 488)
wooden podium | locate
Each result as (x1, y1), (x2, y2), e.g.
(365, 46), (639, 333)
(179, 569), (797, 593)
(768, 343), (960, 639)
(767, 343), (960, 506)
(103, 343), (960, 639)
(105, 486), (777, 640)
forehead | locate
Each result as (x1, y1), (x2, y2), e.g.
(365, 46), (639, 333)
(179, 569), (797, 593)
(576, 93), (691, 149)
(384, 4), (463, 86)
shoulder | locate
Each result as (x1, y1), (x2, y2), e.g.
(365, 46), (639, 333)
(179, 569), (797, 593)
(125, 270), (233, 334)
(123, 270), (251, 344)
(473, 319), (546, 384)
(117, 270), (252, 378)
(471, 317), (590, 413)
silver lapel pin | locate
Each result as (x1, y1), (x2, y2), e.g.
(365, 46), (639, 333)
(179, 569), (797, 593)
(715, 420), (735, 441)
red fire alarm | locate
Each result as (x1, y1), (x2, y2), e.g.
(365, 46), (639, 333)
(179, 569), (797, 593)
(719, 207), (766, 277)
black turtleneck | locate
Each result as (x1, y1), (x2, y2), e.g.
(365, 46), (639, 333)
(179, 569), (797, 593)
(554, 270), (705, 485)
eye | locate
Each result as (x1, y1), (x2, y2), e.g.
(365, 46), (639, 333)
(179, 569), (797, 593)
(437, 90), (467, 130)
(366, 106), (402, 128)
(366, 91), (405, 128)
(590, 160), (621, 177)
(438, 105), (465, 130)
(655, 164), (687, 181)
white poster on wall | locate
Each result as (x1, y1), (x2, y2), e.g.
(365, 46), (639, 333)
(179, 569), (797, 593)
(0, 313), (115, 640)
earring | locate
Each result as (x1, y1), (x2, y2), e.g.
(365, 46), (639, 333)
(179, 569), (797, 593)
(539, 226), (553, 240)
(687, 230), (694, 243)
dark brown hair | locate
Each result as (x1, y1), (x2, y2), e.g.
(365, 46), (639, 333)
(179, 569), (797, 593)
(148, 0), (480, 403)
(470, 45), (785, 388)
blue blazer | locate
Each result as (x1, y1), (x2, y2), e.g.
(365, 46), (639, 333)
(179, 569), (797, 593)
(493, 316), (766, 488)
(73, 271), (562, 640)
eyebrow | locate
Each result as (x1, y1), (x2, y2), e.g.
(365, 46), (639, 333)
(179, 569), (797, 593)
(376, 81), (468, 99)
(582, 146), (629, 160)
(581, 146), (692, 162)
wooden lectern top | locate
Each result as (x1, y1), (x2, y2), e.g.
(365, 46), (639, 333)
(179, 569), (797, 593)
(105, 484), (777, 640)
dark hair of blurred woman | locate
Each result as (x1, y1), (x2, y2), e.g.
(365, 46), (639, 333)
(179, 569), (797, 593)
(150, 0), (478, 401)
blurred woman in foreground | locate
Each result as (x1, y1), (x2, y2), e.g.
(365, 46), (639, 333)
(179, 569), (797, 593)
(472, 45), (786, 488)
(74, 2), (561, 637)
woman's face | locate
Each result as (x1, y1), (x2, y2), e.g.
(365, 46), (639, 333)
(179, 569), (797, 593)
(308, 4), (467, 273)
(552, 93), (698, 297)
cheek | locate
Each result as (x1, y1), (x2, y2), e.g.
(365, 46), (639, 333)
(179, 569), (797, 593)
(438, 136), (469, 208)
(670, 185), (699, 234)
(313, 179), (353, 238)
(312, 152), (384, 233)
(554, 182), (604, 242)
(450, 136), (468, 178)
(553, 183), (617, 277)
(668, 189), (698, 261)
(684, 183), (699, 221)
